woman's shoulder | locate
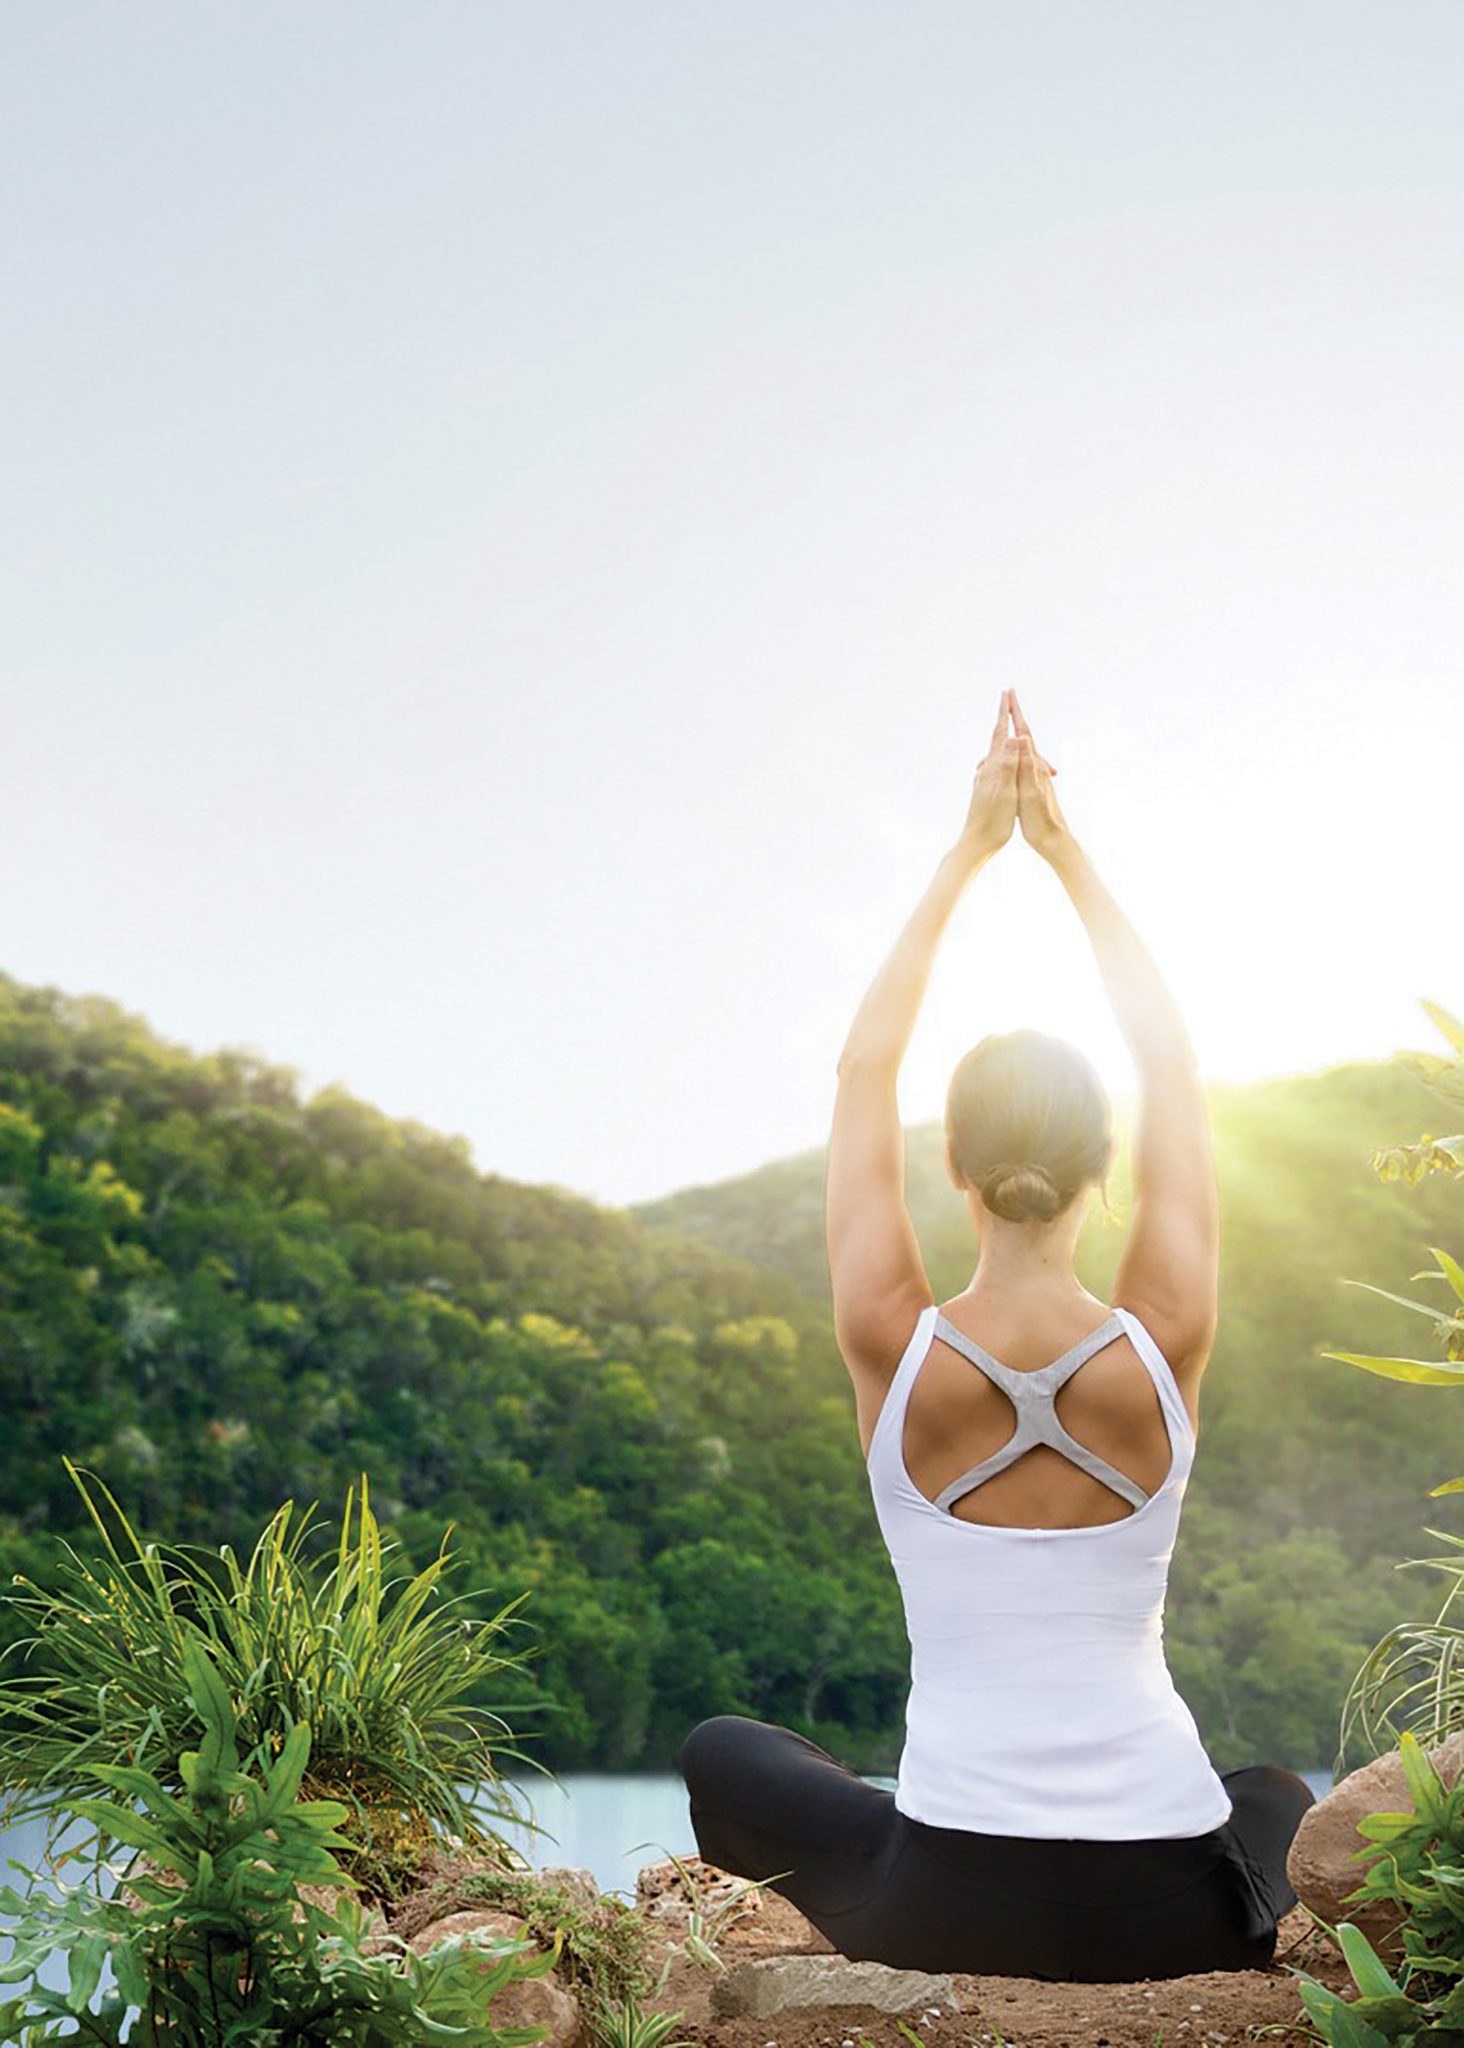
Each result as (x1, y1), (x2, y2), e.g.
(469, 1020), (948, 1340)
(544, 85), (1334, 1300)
(834, 1281), (935, 1389)
(1111, 1291), (1217, 1392)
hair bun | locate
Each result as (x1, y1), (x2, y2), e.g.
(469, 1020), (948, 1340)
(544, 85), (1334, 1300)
(978, 1160), (1064, 1224)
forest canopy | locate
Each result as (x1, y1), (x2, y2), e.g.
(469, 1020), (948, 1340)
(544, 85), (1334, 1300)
(0, 968), (1458, 1775)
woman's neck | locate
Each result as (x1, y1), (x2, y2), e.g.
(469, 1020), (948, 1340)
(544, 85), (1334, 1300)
(961, 1200), (1089, 1294)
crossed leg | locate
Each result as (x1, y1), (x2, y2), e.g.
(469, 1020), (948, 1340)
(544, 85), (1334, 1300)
(677, 1717), (1319, 1978)
(677, 1714), (901, 1922)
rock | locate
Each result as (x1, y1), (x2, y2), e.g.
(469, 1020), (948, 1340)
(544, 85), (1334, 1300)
(633, 1855), (833, 1953)
(636, 1853), (719, 1913)
(533, 1866), (605, 1919)
(390, 1853), (614, 1947)
(408, 1905), (530, 1955)
(710, 1955), (957, 2020)
(637, 1854), (755, 1930)
(409, 1908), (584, 2048)
(719, 1889), (837, 1956)
(1287, 1732), (1464, 1950)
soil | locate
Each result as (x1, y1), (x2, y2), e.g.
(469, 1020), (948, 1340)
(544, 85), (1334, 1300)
(640, 1904), (1351, 2048)
(386, 1849), (1354, 2048)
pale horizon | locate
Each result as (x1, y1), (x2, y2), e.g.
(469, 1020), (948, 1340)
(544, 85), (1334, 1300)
(5, 4), (1462, 1208)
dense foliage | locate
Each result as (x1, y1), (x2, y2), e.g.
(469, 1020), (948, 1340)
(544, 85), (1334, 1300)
(0, 1637), (555, 2045)
(1, 968), (1461, 1775)
(0, 973), (883, 1772)
(0, 1467), (539, 1895)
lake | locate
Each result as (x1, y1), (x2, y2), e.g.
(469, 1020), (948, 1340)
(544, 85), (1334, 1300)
(1, 1769), (1335, 1906)
(462, 1769), (1333, 1900)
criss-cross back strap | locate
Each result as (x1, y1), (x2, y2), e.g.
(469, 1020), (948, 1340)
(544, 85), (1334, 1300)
(928, 1312), (1150, 1513)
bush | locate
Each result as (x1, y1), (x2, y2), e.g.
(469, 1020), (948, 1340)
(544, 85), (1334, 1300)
(0, 1465), (551, 1895)
(0, 1636), (557, 2045)
(1293, 1733), (1464, 2042)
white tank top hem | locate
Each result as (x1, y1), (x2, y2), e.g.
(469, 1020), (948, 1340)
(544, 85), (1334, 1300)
(867, 1301), (1234, 1842)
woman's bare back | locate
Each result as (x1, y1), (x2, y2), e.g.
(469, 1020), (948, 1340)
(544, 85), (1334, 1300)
(898, 1293), (1185, 1530)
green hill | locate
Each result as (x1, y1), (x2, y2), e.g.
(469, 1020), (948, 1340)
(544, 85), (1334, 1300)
(0, 966), (1458, 1775)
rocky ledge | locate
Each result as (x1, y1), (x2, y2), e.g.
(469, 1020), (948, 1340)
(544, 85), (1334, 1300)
(394, 1848), (1348, 2048)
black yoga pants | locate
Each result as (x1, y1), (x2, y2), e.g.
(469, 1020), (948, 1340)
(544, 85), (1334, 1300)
(677, 1715), (1315, 1983)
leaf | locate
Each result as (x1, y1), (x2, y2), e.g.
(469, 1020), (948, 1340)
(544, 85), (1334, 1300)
(258, 1717), (312, 1820)
(82, 1762), (206, 1843)
(1422, 999), (1464, 1058)
(1339, 1278), (1460, 1327)
(65, 1929), (106, 2014)
(1295, 1976), (1344, 2026)
(1322, 2000), (1395, 2048)
(1335, 1921), (1403, 1999)
(1430, 1479), (1464, 1497)
(181, 1638), (236, 1779)
(1319, 1349), (1464, 1386)
(1432, 1246), (1464, 1306)
(110, 1936), (149, 2012)
(65, 1799), (176, 1864)
(1353, 1813), (1420, 1844)
(1399, 1732), (1446, 1832)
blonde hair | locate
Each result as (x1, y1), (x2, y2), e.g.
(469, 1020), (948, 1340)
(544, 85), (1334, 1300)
(946, 1029), (1113, 1224)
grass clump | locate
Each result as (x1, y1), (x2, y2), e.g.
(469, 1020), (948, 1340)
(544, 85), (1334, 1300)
(0, 1636), (555, 2046)
(0, 1463), (549, 1896)
(588, 2003), (696, 2048)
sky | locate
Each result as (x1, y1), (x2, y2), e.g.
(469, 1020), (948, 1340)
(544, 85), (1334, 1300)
(4, 2), (1462, 1207)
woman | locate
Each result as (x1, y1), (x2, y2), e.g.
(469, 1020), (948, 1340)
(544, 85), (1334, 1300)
(676, 690), (1314, 1982)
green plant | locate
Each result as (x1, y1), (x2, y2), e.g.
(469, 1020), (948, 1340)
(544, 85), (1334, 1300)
(1316, 1003), (1464, 1774)
(1334, 1530), (1464, 1769)
(0, 1636), (556, 2044)
(1293, 1876), (1464, 2041)
(586, 1998), (696, 2048)
(0, 1464), (550, 1894)
(1320, 1002), (1464, 1391)
(1293, 1005), (1464, 2041)
(1371, 1002), (1464, 1191)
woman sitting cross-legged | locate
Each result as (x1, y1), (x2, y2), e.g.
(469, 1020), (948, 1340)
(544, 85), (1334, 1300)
(677, 689), (1313, 1982)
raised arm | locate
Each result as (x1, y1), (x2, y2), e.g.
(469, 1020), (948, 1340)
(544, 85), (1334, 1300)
(1010, 690), (1219, 1383)
(826, 692), (1038, 1381)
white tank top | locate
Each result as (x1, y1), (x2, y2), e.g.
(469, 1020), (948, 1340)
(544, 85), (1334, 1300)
(865, 1301), (1234, 1841)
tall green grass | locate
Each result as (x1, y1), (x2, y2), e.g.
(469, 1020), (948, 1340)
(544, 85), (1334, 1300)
(1320, 1001), (1464, 1769)
(0, 1463), (549, 1888)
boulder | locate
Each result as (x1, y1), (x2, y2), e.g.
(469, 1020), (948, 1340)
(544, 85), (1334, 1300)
(407, 1906), (528, 1955)
(390, 1855), (615, 1947)
(1287, 1732), (1464, 1949)
(710, 1954), (958, 2019)
(409, 1907), (583, 2048)
(633, 1854), (833, 1952)
(533, 1866), (605, 1919)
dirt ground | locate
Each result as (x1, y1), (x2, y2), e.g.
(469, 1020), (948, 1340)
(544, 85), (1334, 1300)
(642, 1902), (1349, 2048)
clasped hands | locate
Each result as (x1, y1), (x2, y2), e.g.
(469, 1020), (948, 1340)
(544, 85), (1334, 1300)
(961, 688), (1072, 864)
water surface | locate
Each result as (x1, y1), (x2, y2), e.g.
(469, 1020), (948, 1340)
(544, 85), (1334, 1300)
(0, 1763), (1335, 1992)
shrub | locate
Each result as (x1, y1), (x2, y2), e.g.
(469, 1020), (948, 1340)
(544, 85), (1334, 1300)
(1293, 1733), (1464, 2042)
(0, 1465), (551, 1895)
(0, 1636), (556, 2045)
